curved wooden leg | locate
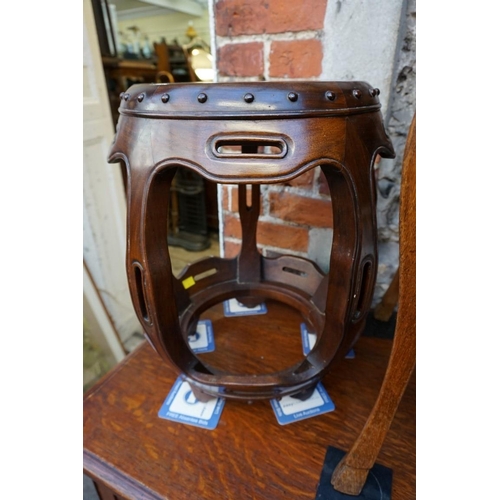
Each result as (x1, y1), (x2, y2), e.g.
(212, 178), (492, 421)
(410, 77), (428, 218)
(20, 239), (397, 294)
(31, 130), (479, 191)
(374, 268), (399, 322)
(330, 319), (415, 494)
(332, 114), (416, 495)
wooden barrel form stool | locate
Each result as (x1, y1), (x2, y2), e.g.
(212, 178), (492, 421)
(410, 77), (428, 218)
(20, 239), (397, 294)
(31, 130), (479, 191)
(108, 81), (395, 402)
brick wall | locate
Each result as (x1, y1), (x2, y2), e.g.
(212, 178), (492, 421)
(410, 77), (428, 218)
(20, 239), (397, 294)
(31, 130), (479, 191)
(214, 0), (334, 270)
(212, 0), (416, 300)
(221, 169), (334, 268)
(215, 0), (325, 80)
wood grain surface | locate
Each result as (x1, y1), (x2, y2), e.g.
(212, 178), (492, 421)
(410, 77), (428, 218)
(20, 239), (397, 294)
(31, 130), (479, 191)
(84, 301), (415, 500)
(108, 81), (396, 401)
(330, 114), (416, 495)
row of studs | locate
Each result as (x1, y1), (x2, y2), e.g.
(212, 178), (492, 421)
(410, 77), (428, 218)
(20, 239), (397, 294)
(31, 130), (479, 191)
(119, 88), (380, 104)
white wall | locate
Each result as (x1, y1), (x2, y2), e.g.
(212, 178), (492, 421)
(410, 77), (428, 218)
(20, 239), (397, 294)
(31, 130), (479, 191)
(84, 0), (142, 343)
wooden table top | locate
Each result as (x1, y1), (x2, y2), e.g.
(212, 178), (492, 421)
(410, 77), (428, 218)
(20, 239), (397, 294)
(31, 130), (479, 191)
(83, 301), (415, 500)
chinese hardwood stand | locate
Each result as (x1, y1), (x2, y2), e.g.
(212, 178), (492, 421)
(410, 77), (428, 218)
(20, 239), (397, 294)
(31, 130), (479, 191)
(108, 81), (406, 496)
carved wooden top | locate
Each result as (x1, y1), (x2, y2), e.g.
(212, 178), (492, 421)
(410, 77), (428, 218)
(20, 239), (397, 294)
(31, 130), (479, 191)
(117, 81), (382, 119)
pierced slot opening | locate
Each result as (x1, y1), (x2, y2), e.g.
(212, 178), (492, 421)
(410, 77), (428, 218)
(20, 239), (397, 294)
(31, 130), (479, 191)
(282, 266), (307, 277)
(354, 261), (372, 318)
(216, 141), (283, 155)
(238, 184), (254, 209)
(193, 268), (218, 281)
(213, 137), (287, 158)
(134, 264), (149, 322)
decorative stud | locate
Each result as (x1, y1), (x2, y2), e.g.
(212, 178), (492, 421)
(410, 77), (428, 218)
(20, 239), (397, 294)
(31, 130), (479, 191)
(352, 89), (362, 99)
(370, 88), (380, 97)
(197, 93), (208, 103)
(161, 93), (170, 103)
(137, 93), (145, 102)
(244, 93), (255, 103)
(124, 93), (130, 101)
(287, 92), (298, 102)
(325, 91), (336, 101)
(119, 92), (124, 100)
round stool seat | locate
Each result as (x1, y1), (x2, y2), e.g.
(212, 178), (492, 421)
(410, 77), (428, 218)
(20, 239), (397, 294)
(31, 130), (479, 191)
(109, 81), (394, 400)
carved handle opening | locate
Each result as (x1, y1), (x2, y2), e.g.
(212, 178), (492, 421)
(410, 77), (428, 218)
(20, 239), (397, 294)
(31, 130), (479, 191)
(353, 260), (373, 320)
(211, 136), (288, 159)
(133, 263), (150, 323)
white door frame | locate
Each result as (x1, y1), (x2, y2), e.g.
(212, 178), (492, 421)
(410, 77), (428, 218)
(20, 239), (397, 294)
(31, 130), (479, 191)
(83, 0), (141, 345)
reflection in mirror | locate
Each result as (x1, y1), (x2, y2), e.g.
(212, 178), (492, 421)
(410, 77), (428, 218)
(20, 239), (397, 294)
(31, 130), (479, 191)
(92, 1), (214, 124)
(183, 21), (214, 81)
(189, 47), (214, 81)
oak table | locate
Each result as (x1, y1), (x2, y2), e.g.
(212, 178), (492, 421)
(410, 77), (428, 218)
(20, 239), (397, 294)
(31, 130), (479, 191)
(83, 301), (415, 500)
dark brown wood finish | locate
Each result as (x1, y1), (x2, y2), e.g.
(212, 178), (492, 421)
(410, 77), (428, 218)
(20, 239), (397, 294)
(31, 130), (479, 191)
(83, 305), (415, 500)
(331, 114), (416, 495)
(108, 81), (396, 403)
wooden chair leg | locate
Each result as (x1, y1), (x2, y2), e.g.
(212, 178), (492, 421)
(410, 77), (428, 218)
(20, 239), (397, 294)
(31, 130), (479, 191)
(373, 268), (399, 321)
(330, 317), (415, 494)
(331, 113), (416, 495)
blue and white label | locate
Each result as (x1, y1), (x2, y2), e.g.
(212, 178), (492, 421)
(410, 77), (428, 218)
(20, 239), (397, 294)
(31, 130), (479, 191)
(300, 323), (318, 355)
(158, 376), (225, 430)
(300, 323), (355, 359)
(223, 298), (267, 317)
(270, 383), (335, 425)
(187, 319), (215, 353)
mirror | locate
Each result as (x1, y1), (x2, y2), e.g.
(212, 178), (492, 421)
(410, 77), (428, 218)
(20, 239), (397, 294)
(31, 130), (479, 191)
(184, 37), (214, 82)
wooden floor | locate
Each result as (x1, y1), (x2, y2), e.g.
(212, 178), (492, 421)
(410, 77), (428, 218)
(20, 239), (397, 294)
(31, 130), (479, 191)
(168, 234), (221, 277)
(84, 300), (415, 500)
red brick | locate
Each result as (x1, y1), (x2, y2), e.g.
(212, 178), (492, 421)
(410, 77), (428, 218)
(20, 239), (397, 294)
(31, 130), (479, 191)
(224, 239), (241, 258)
(285, 168), (315, 188)
(269, 191), (333, 228)
(218, 42), (264, 77)
(224, 215), (308, 252)
(257, 221), (309, 252)
(222, 185), (230, 210)
(231, 186), (238, 212)
(215, 0), (266, 36)
(220, 186), (239, 213)
(269, 39), (323, 78)
(267, 0), (327, 33)
(215, 0), (327, 36)
(224, 215), (242, 239)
